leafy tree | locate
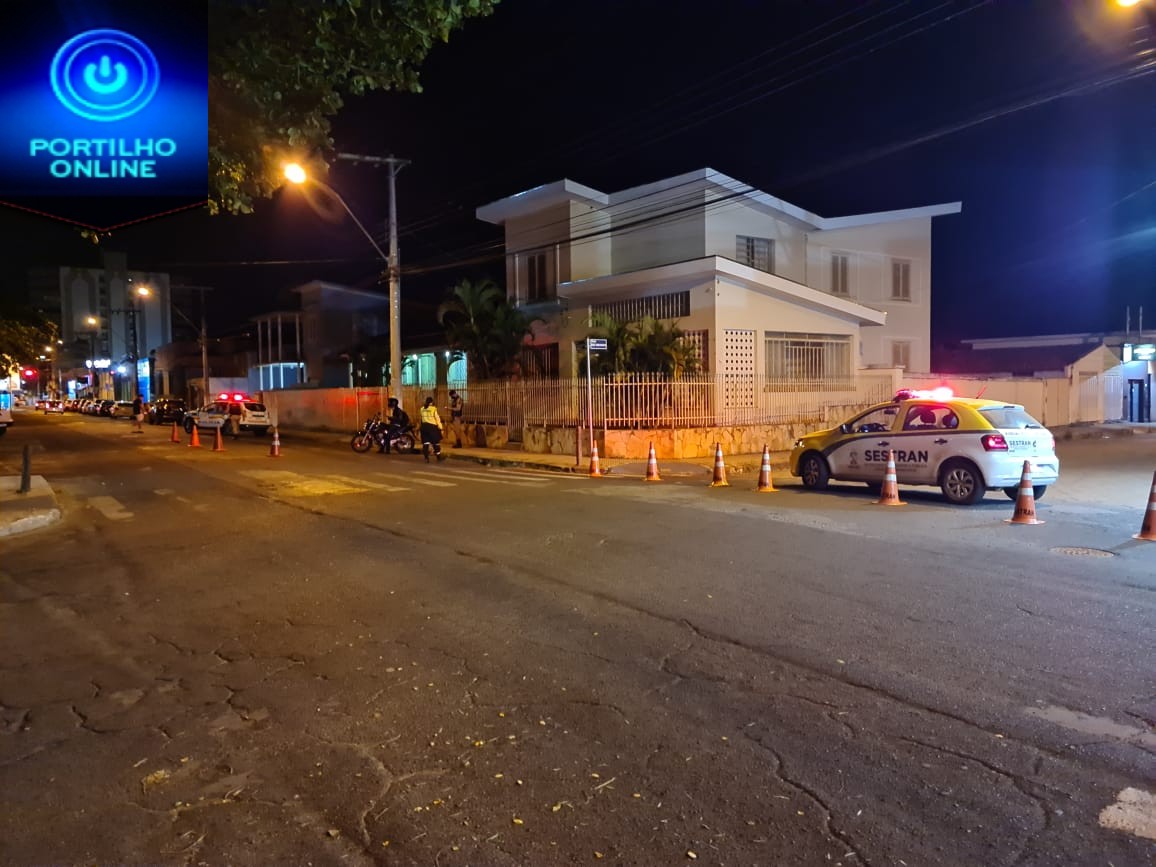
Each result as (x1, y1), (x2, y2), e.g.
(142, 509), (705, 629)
(208, 0), (498, 215)
(585, 313), (702, 378)
(437, 278), (536, 380)
(0, 303), (57, 375)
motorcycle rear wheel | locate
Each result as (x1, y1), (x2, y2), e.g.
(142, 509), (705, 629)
(395, 433), (416, 453)
(350, 433), (373, 453)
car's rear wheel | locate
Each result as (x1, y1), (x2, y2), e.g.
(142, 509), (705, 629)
(799, 453), (830, 490)
(1003, 485), (1047, 502)
(940, 459), (986, 505)
(183, 418), (195, 434)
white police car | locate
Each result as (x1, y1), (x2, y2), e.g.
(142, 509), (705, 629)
(789, 388), (1060, 505)
(183, 392), (270, 436)
(0, 391), (12, 436)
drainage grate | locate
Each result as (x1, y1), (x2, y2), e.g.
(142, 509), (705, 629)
(1050, 546), (1115, 558)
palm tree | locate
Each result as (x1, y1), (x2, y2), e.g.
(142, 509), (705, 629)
(437, 278), (536, 380)
(586, 313), (702, 377)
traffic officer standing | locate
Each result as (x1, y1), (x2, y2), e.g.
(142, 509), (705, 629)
(419, 397), (445, 463)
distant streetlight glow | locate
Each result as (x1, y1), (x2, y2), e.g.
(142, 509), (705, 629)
(284, 163), (307, 185)
(1117, 0), (1142, 7)
(85, 315), (98, 326)
(135, 285), (151, 298)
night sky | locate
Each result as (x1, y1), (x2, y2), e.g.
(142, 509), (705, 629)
(3, 0), (1154, 348)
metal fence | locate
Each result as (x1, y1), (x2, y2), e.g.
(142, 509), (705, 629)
(438, 373), (895, 430)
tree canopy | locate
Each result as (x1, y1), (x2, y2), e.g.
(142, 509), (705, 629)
(208, 0), (498, 215)
(437, 278), (536, 380)
(0, 303), (58, 375)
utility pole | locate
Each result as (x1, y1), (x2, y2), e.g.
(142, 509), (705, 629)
(172, 285), (213, 406)
(335, 153), (409, 393)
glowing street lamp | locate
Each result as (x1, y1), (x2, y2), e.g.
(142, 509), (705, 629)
(282, 161), (403, 390)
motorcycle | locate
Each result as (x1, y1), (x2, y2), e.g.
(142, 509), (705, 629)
(350, 413), (416, 454)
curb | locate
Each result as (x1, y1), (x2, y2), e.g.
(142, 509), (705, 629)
(0, 508), (61, 538)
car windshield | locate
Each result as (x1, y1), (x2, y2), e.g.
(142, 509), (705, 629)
(978, 406), (1043, 429)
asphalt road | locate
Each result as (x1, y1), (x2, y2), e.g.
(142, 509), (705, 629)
(1, 411), (1153, 866)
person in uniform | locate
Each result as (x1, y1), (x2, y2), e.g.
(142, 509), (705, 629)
(447, 390), (464, 448)
(419, 397), (445, 463)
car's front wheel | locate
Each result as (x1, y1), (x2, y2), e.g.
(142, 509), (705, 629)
(184, 418), (195, 434)
(940, 459), (986, 505)
(799, 453), (830, 490)
(1003, 485), (1047, 502)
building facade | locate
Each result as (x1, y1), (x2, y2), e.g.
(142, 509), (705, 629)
(476, 168), (960, 380)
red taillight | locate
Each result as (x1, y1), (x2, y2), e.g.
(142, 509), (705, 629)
(981, 433), (1008, 451)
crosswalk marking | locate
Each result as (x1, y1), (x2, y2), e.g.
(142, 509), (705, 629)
(421, 468), (547, 487)
(373, 471), (453, 488)
(479, 467), (571, 481)
(88, 496), (132, 521)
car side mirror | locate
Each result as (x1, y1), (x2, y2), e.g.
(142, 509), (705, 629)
(840, 423), (851, 435)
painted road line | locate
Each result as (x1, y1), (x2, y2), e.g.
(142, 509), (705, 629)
(377, 471), (456, 488)
(1099, 788), (1156, 842)
(426, 468), (548, 487)
(153, 488), (175, 496)
(477, 467), (570, 480)
(87, 496), (133, 521)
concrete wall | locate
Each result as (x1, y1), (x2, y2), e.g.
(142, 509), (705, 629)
(610, 188), (706, 274)
(568, 200), (612, 280)
(505, 203), (573, 302)
(807, 217), (932, 372)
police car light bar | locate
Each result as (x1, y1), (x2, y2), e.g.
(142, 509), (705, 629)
(895, 386), (954, 401)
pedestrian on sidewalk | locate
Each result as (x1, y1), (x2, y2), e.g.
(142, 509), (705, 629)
(447, 389), (464, 448)
(419, 396), (445, 463)
(131, 393), (144, 433)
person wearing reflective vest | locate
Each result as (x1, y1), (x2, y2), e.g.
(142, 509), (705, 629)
(419, 397), (445, 463)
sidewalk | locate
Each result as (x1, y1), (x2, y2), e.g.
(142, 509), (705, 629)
(0, 475), (61, 538)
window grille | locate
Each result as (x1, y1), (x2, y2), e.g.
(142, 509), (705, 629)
(764, 332), (852, 384)
(891, 340), (911, 369)
(830, 253), (849, 296)
(591, 290), (690, 322)
(891, 259), (911, 301)
(527, 252), (548, 301)
(736, 236), (774, 273)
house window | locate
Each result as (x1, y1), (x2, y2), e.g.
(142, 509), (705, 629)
(891, 259), (912, 301)
(891, 340), (911, 369)
(830, 253), (850, 296)
(526, 252), (549, 301)
(764, 332), (852, 384)
(736, 236), (774, 273)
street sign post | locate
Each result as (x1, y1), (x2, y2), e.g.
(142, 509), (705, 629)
(584, 337), (606, 459)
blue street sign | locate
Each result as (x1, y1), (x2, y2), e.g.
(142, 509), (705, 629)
(587, 338), (608, 350)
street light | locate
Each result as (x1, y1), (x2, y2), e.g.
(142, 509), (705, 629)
(283, 161), (403, 391)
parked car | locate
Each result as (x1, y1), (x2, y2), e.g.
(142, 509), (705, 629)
(789, 387), (1060, 506)
(106, 400), (133, 419)
(184, 394), (271, 436)
(148, 397), (187, 425)
(43, 400), (65, 414)
(97, 399), (116, 416)
(0, 391), (12, 436)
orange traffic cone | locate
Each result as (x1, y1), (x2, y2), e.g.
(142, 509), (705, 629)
(709, 442), (729, 487)
(1005, 460), (1043, 525)
(269, 427), (282, 458)
(588, 443), (603, 477)
(212, 426), (226, 453)
(644, 442), (662, 482)
(187, 425), (201, 448)
(1133, 470), (1156, 541)
(873, 450), (906, 506)
(170, 421), (180, 444)
(756, 445), (776, 492)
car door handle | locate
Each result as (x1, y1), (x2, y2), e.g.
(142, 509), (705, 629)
(876, 441), (890, 446)
(934, 438), (947, 444)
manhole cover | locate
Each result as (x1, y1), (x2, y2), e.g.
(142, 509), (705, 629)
(1050, 546), (1115, 558)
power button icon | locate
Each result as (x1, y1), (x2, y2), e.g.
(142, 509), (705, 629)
(50, 29), (159, 122)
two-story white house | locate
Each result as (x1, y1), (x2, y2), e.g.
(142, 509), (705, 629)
(476, 168), (960, 382)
